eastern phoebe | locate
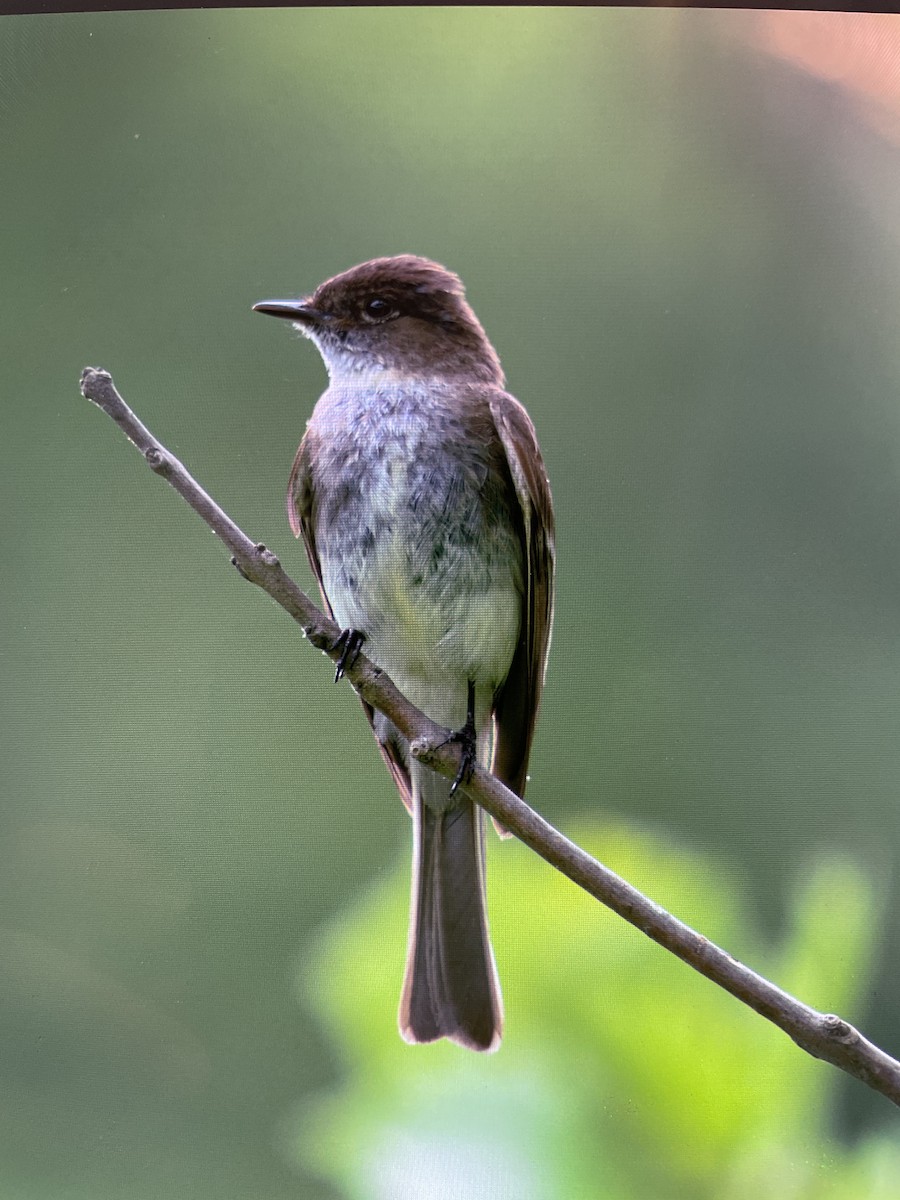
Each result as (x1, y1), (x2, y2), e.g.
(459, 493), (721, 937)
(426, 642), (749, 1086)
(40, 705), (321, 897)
(254, 256), (555, 1051)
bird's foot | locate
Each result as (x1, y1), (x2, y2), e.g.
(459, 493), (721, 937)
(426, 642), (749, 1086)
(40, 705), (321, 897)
(331, 628), (365, 683)
(442, 680), (477, 796)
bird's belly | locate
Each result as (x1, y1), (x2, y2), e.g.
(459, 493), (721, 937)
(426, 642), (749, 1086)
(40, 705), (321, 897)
(323, 525), (520, 688)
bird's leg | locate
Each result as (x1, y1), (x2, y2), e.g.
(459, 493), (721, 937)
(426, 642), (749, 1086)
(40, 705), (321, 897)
(444, 679), (477, 797)
(331, 628), (366, 683)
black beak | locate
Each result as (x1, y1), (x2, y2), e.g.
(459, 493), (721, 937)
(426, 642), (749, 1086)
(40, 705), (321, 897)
(252, 299), (326, 324)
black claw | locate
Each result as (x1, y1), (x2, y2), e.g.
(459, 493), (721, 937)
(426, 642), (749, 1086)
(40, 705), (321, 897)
(445, 680), (477, 796)
(448, 731), (477, 796)
(331, 628), (365, 682)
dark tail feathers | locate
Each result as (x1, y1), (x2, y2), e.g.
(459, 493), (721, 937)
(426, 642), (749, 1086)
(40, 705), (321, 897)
(399, 792), (502, 1052)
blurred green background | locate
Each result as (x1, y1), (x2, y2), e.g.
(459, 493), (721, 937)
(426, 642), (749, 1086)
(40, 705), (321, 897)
(4, 7), (900, 1197)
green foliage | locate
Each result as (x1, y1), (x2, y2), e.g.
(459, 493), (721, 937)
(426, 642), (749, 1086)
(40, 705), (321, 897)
(291, 823), (899, 1199)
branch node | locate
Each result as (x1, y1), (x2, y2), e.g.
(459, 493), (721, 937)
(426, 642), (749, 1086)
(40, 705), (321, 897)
(409, 736), (436, 761)
(254, 543), (279, 568)
(822, 1013), (857, 1044)
(145, 447), (168, 474)
(303, 624), (330, 650)
(686, 934), (709, 965)
(231, 556), (251, 582)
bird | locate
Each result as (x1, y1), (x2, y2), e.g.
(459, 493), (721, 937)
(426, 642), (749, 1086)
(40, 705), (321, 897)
(254, 255), (555, 1051)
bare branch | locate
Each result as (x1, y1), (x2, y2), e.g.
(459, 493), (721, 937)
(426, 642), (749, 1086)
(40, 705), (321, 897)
(79, 365), (900, 1107)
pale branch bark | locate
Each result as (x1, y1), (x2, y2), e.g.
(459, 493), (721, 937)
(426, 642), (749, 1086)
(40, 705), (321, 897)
(80, 364), (900, 1106)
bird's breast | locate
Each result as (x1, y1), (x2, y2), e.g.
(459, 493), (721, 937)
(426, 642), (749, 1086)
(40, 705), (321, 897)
(307, 380), (523, 685)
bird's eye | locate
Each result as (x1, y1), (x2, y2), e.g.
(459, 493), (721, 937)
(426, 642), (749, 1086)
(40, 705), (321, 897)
(361, 296), (397, 322)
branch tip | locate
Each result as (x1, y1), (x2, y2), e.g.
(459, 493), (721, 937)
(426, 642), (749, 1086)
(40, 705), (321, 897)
(80, 366), (115, 407)
(80, 365), (110, 391)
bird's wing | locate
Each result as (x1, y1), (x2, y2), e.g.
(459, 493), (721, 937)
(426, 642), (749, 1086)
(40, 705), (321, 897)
(288, 433), (415, 813)
(488, 391), (556, 800)
(287, 431), (328, 599)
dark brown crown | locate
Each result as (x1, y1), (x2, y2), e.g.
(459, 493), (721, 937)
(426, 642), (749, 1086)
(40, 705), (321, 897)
(311, 255), (472, 327)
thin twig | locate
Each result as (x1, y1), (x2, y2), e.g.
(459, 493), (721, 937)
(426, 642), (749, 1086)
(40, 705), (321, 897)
(79, 365), (900, 1107)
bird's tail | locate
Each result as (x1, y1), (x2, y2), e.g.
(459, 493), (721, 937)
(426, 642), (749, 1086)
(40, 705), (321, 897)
(399, 763), (503, 1052)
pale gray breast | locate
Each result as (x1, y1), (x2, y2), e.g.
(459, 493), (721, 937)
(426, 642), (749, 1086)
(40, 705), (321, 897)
(308, 379), (524, 683)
